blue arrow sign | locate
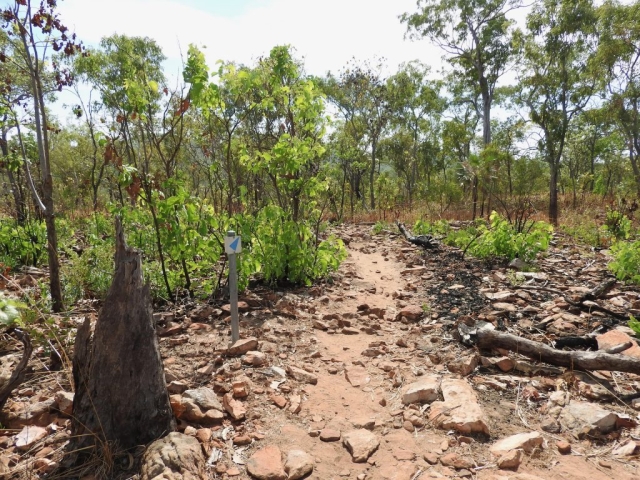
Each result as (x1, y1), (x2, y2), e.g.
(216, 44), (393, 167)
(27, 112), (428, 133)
(230, 237), (239, 252)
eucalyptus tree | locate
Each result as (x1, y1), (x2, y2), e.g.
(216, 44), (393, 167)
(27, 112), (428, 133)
(401, 0), (522, 147)
(386, 61), (445, 205)
(1, 0), (84, 312)
(597, 0), (640, 197)
(322, 59), (391, 210)
(518, 0), (599, 225)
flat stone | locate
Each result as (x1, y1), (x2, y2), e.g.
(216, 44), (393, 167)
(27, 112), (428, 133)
(492, 357), (515, 372)
(424, 452), (439, 465)
(375, 462), (418, 479)
(351, 417), (375, 430)
(270, 394), (287, 409)
(344, 366), (370, 387)
(313, 320), (329, 330)
(342, 327), (360, 335)
(54, 391), (74, 416)
(429, 378), (489, 435)
(493, 302), (517, 312)
(287, 365), (318, 385)
(320, 428), (341, 442)
(597, 329), (640, 358)
(484, 291), (514, 301)
(497, 449), (523, 469)
(447, 355), (479, 376)
(247, 445), (286, 480)
(167, 380), (188, 394)
(14, 426), (47, 451)
(559, 400), (618, 434)
(342, 429), (380, 463)
(288, 394), (302, 414)
(243, 351), (267, 367)
(401, 376), (441, 405)
(395, 305), (423, 321)
(183, 387), (223, 412)
(490, 432), (543, 455)
(393, 449), (416, 461)
(284, 450), (314, 480)
(228, 337), (258, 356)
(223, 392), (246, 420)
(440, 453), (474, 469)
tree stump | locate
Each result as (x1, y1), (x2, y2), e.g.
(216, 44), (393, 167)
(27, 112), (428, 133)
(70, 217), (175, 459)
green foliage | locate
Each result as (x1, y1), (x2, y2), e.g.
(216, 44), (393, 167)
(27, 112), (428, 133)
(609, 240), (640, 285)
(413, 219), (451, 236)
(629, 315), (640, 337)
(602, 208), (632, 241)
(0, 218), (47, 269)
(62, 240), (114, 305)
(372, 221), (390, 235)
(248, 206), (346, 286)
(0, 292), (25, 327)
(446, 212), (553, 262)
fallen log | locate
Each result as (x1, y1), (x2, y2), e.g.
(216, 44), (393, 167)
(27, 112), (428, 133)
(459, 321), (640, 375)
(397, 222), (438, 249)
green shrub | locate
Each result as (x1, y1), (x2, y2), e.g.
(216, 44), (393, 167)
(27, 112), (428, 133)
(413, 219), (451, 236)
(609, 240), (640, 285)
(446, 212), (553, 262)
(0, 292), (25, 327)
(0, 218), (47, 269)
(602, 208), (632, 242)
(248, 205), (346, 286)
(62, 240), (115, 305)
(372, 221), (389, 235)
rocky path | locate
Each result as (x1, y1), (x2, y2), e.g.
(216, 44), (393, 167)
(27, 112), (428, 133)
(2, 225), (640, 479)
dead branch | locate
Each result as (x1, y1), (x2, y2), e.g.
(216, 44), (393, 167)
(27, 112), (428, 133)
(517, 278), (630, 322)
(397, 222), (438, 249)
(0, 328), (33, 411)
(459, 321), (640, 375)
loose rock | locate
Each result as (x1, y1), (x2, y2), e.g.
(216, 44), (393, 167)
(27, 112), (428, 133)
(284, 450), (314, 480)
(246, 445), (286, 480)
(342, 429), (380, 463)
(140, 432), (205, 480)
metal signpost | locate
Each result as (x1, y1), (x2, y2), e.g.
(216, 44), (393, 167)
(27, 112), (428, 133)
(224, 230), (242, 343)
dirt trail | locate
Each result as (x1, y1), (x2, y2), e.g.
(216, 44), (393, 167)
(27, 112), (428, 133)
(245, 228), (638, 480)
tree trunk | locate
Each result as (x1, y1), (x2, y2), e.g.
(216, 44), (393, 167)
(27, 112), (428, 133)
(42, 173), (63, 313)
(549, 159), (559, 226)
(370, 141), (377, 210)
(70, 217), (175, 459)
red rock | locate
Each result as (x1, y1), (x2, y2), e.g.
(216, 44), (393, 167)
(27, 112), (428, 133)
(246, 445), (286, 480)
(440, 452), (474, 469)
(319, 428), (341, 442)
(429, 379), (489, 435)
(270, 395), (287, 409)
(223, 393), (246, 420)
(228, 337), (259, 356)
(497, 449), (523, 469)
(395, 305), (423, 321)
(597, 329), (640, 358)
(556, 440), (571, 454)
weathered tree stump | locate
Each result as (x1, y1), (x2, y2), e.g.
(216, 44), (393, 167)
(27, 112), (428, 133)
(70, 217), (175, 459)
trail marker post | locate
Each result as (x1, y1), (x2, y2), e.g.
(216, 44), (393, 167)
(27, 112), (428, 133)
(224, 230), (241, 343)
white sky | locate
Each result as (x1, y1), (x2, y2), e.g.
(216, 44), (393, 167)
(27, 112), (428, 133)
(58, 0), (443, 81)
